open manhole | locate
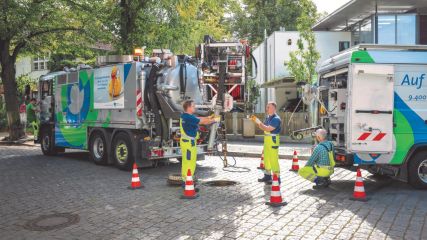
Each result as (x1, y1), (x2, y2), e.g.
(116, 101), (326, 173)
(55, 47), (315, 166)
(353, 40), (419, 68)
(204, 180), (238, 187)
(167, 173), (198, 186)
(24, 213), (79, 231)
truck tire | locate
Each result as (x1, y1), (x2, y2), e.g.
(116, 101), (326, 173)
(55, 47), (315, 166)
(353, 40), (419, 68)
(89, 131), (108, 165)
(408, 151), (427, 189)
(112, 132), (134, 171)
(41, 130), (57, 156)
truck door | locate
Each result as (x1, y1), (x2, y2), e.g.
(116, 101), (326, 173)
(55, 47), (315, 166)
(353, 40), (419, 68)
(348, 64), (394, 153)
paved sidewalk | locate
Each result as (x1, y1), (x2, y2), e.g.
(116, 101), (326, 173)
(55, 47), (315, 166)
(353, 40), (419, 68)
(1, 145), (427, 240)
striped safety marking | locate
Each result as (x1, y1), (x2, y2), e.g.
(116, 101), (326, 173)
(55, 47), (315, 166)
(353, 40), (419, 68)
(136, 89), (143, 117)
(357, 132), (387, 141)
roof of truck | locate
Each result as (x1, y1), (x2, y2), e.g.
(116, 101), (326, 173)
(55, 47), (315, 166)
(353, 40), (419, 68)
(317, 44), (427, 74)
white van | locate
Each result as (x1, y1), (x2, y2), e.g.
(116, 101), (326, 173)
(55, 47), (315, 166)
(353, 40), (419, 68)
(316, 45), (427, 189)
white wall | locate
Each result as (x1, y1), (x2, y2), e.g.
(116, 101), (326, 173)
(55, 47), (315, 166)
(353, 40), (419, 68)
(15, 56), (49, 80)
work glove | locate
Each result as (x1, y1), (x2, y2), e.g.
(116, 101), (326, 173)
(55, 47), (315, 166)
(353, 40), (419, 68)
(250, 115), (261, 125)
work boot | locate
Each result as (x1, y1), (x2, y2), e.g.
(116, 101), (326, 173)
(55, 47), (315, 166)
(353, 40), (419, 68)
(258, 174), (272, 184)
(312, 177), (328, 190)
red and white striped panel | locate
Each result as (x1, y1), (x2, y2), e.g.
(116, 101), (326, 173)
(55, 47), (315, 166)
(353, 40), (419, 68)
(357, 132), (386, 141)
(136, 89), (143, 117)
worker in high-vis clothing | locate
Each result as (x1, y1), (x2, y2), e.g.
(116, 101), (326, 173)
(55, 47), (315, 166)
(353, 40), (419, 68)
(299, 129), (335, 189)
(180, 100), (216, 185)
(251, 102), (282, 184)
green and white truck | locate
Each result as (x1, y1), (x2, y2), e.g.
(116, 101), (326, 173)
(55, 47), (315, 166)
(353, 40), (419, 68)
(315, 45), (427, 188)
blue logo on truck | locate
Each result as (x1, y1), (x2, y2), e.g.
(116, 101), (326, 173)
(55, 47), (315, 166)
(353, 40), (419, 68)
(401, 73), (425, 89)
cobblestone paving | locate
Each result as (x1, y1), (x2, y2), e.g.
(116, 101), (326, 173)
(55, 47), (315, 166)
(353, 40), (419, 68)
(1, 145), (427, 240)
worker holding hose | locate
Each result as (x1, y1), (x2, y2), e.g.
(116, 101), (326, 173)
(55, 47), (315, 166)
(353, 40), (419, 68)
(252, 102), (282, 184)
(180, 100), (217, 187)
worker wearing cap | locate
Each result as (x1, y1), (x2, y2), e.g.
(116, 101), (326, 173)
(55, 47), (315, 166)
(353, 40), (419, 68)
(252, 102), (282, 184)
(180, 100), (216, 184)
(298, 128), (335, 189)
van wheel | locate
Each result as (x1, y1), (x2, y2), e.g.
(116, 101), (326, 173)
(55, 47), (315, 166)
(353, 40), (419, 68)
(41, 130), (57, 156)
(408, 151), (427, 189)
(112, 132), (134, 171)
(89, 131), (108, 165)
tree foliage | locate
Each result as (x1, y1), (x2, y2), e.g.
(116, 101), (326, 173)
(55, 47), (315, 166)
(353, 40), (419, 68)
(287, 0), (320, 83)
(108, 0), (233, 55)
(229, 0), (302, 45)
(0, 0), (107, 139)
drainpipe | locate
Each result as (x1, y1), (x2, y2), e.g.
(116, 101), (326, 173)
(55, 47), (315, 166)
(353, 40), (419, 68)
(374, 1), (378, 44)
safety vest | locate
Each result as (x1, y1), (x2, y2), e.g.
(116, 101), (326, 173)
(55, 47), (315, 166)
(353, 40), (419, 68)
(320, 143), (336, 168)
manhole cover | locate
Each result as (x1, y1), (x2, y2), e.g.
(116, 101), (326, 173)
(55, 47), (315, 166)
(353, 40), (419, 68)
(24, 213), (79, 231)
(204, 180), (238, 187)
(167, 173), (198, 186)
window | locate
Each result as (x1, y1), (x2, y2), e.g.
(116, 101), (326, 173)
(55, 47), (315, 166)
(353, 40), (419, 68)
(397, 15), (416, 44)
(377, 15), (396, 44)
(339, 41), (350, 52)
(377, 14), (416, 44)
(33, 55), (49, 71)
(360, 18), (373, 43)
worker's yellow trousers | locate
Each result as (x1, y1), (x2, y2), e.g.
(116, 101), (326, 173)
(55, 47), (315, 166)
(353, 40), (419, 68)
(180, 138), (197, 181)
(298, 166), (334, 182)
(263, 135), (280, 175)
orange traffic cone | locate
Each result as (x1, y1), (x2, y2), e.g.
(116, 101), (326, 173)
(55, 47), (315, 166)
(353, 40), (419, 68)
(257, 150), (265, 170)
(128, 163), (143, 190)
(289, 150), (299, 171)
(181, 169), (198, 199)
(266, 173), (287, 207)
(350, 168), (369, 202)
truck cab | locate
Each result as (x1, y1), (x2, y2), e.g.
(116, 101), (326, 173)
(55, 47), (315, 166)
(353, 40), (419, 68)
(316, 45), (427, 189)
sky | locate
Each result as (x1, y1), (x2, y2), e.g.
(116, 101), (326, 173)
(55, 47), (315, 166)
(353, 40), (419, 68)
(313, 0), (351, 14)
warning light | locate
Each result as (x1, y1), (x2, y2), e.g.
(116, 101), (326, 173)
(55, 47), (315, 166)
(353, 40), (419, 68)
(134, 48), (144, 57)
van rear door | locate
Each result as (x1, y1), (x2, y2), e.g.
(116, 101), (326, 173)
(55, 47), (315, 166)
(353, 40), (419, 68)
(348, 64), (394, 153)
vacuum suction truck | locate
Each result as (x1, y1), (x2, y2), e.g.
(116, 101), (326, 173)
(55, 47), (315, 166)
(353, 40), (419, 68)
(36, 37), (252, 171)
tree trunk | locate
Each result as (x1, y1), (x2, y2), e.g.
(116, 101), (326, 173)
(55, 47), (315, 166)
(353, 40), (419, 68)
(0, 41), (25, 140)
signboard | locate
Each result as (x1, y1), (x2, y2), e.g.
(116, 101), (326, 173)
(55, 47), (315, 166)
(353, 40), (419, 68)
(94, 65), (125, 109)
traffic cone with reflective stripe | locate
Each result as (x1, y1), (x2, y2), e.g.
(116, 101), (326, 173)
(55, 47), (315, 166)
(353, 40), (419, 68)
(181, 169), (198, 199)
(289, 150), (299, 171)
(257, 150), (265, 170)
(266, 173), (287, 207)
(350, 168), (369, 202)
(128, 163), (143, 190)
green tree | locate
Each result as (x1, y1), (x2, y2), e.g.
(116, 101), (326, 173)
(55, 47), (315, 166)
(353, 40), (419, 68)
(0, 0), (107, 140)
(229, 0), (302, 45)
(109, 0), (233, 55)
(287, 0), (320, 83)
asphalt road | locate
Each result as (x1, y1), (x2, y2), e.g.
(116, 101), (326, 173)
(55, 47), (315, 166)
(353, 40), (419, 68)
(0, 145), (426, 240)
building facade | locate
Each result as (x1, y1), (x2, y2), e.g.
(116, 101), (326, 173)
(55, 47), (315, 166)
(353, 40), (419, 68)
(313, 0), (427, 45)
(252, 31), (351, 112)
(253, 0), (427, 113)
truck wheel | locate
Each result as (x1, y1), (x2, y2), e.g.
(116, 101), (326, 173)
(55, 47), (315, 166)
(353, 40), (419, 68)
(41, 130), (57, 156)
(408, 151), (427, 189)
(112, 132), (134, 171)
(89, 131), (108, 165)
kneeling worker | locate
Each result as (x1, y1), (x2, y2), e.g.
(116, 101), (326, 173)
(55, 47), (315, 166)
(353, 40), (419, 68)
(298, 128), (335, 189)
(180, 100), (216, 185)
(252, 102), (282, 184)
